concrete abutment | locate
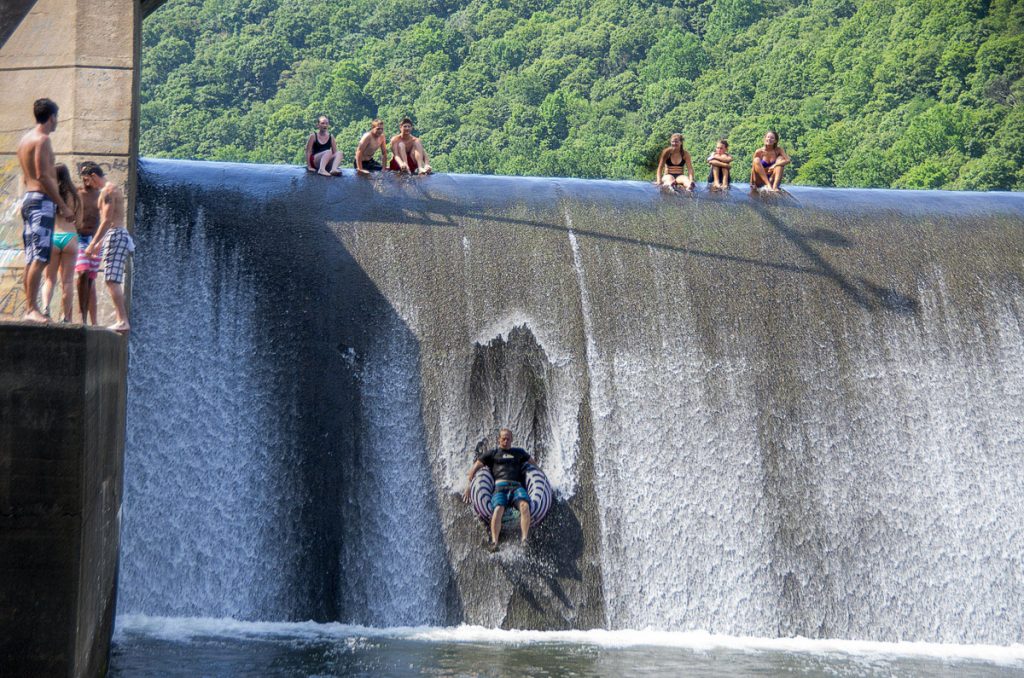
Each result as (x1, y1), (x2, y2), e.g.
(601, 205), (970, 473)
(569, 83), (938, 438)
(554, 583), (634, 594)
(1, 1), (144, 674)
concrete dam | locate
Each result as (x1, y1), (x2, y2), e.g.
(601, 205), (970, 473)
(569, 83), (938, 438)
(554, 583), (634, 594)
(120, 158), (1024, 644)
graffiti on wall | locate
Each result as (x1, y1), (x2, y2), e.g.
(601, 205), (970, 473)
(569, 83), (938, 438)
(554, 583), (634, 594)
(1, 155), (26, 318)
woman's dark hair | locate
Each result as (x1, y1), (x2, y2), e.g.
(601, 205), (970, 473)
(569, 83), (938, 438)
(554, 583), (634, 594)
(55, 164), (81, 217)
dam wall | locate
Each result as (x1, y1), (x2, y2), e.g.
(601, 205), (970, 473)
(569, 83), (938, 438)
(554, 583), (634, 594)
(0, 324), (127, 677)
(121, 158), (1024, 642)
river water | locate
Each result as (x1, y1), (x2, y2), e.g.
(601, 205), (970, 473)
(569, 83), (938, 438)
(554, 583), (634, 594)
(111, 616), (1024, 677)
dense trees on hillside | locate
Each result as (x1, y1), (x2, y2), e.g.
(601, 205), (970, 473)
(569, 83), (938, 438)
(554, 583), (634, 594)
(140, 0), (1024, 190)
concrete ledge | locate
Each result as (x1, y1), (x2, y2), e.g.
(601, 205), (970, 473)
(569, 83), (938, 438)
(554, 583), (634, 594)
(0, 322), (126, 678)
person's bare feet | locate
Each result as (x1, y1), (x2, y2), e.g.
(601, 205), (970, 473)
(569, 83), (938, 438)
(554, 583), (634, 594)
(317, 169), (331, 176)
(108, 320), (130, 334)
(23, 309), (49, 323)
(330, 169), (342, 176)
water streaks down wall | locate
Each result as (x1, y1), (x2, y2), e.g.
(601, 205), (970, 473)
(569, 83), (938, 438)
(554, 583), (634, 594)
(121, 158), (1024, 643)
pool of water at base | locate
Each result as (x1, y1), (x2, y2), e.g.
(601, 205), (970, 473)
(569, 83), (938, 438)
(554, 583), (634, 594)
(109, 618), (1024, 678)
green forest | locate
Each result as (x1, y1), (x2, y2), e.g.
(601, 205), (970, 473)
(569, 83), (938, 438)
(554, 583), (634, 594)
(140, 0), (1024, 190)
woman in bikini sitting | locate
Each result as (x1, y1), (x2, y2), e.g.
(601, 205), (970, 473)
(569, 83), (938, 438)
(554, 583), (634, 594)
(750, 130), (790, 193)
(655, 133), (695, 190)
(41, 163), (81, 322)
(305, 115), (344, 176)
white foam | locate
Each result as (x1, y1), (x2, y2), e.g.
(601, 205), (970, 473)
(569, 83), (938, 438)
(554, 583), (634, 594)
(115, 615), (1024, 667)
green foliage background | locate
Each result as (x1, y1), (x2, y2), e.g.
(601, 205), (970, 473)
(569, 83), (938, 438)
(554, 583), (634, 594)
(141, 0), (1024, 189)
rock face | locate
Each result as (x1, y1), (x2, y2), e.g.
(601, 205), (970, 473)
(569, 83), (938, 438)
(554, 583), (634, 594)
(121, 159), (1024, 642)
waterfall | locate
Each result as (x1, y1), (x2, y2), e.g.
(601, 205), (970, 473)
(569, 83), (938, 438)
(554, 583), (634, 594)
(122, 159), (1024, 644)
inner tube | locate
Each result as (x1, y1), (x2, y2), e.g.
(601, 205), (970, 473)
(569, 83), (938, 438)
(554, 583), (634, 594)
(470, 463), (552, 527)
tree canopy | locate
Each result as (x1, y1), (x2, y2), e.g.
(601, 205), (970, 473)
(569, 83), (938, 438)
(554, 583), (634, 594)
(140, 0), (1024, 190)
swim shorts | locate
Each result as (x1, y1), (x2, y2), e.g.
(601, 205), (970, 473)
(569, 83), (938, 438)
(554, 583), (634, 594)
(490, 481), (529, 510)
(21, 191), (55, 264)
(388, 155), (419, 172)
(707, 169), (731, 187)
(355, 158), (383, 171)
(102, 227), (135, 284)
(76, 233), (102, 279)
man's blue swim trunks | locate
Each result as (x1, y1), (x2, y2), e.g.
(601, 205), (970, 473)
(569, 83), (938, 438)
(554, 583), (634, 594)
(21, 191), (55, 264)
(491, 480), (530, 510)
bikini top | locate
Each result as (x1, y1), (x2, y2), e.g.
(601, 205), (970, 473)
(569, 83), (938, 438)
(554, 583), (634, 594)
(666, 150), (686, 172)
(311, 133), (333, 155)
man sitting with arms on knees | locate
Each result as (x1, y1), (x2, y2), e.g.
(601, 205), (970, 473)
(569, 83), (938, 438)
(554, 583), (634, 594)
(355, 119), (389, 174)
(388, 118), (432, 174)
(463, 428), (532, 552)
(82, 164), (133, 333)
(305, 115), (344, 176)
(707, 139), (733, 190)
(750, 130), (790, 193)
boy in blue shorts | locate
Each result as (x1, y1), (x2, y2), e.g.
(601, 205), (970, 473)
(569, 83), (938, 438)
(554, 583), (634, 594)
(16, 98), (76, 322)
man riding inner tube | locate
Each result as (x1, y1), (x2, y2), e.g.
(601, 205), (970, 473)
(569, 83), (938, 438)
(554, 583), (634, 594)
(463, 428), (538, 553)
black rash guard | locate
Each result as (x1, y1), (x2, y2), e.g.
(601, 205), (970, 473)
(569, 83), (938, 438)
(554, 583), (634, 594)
(478, 447), (530, 483)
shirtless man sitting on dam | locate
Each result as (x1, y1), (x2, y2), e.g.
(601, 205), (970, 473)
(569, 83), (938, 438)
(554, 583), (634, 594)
(82, 165), (134, 333)
(389, 118), (432, 174)
(464, 428), (532, 552)
(17, 98), (76, 322)
(354, 119), (388, 174)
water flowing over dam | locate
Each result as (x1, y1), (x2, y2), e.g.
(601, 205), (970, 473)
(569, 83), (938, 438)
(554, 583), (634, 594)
(120, 158), (1024, 645)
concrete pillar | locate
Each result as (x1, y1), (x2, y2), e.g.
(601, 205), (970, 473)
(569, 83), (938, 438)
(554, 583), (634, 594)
(1, 4), (138, 675)
(0, 324), (127, 677)
(0, 0), (140, 322)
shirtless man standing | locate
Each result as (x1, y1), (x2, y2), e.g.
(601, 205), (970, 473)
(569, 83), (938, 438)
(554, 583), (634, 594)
(16, 98), (75, 322)
(354, 119), (389, 174)
(76, 161), (103, 324)
(82, 165), (134, 333)
(388, 118), (432, 174)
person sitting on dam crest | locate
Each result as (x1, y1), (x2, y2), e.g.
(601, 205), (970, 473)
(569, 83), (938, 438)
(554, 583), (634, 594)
(707, 139), (733, 190)
(306, 115), (344, 176)
(354, 119), (388, 174)
(750, 130), (790, 193)
(655, 133), (695, 191)
(389, 118), (432, 174)
(463, 428), (532, 552)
